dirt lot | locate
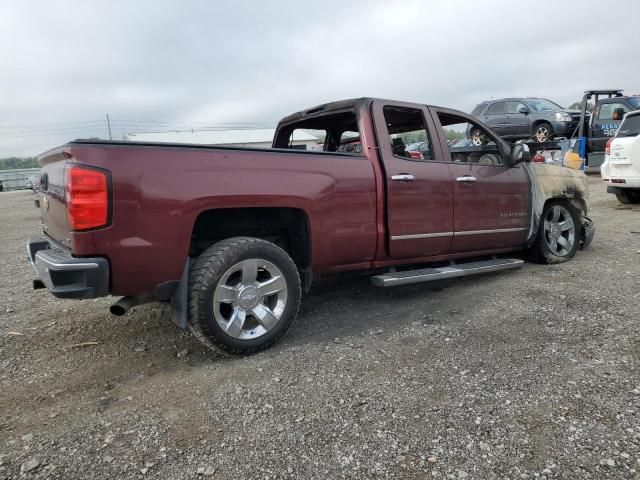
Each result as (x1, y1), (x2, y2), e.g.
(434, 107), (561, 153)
(1, 175), (639, 479)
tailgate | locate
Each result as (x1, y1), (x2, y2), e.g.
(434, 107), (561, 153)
(610, 135), (640, 178)
(37, 148), (72, 248)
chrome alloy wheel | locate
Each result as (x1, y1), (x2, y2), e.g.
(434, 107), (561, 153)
(543, 205), (575, 256)
(535, 125), (550, 142)
(213, 259), (288, 340)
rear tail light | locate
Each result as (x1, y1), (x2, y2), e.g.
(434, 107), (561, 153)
(605, 138), (614, 155)
(65, 165), (110, 231)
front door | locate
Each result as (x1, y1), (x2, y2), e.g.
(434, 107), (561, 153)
(590, 101), (631, 153)
(430, 107), (531, 253)
(371, 101), (454, 259)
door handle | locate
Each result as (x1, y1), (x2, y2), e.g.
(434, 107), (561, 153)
(456, 176), (477, 183)
(391, 174), (416, 182)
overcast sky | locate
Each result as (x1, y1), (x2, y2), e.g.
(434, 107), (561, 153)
(1, 0), (639, 157)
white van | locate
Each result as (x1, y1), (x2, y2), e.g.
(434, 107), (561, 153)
(601, 110), (640, 204)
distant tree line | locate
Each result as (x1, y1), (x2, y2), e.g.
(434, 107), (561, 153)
(397, 128), (465, 145)
(568, 101), (595, 113)
(0, 157), (38, 170)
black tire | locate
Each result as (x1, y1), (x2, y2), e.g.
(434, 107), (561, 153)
(188, 237), (301, 355)
(616, 190), (640, 204)
(533, 122), (553, 142)
(528, 200), (582, 264)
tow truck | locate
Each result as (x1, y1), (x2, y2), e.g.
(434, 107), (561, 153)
(577, 90), (640, 170)
(512, 90), (640, 172)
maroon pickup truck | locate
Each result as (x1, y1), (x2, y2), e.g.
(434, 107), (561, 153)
(28, 98), (594, 354)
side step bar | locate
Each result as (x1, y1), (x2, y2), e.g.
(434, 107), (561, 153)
(371, 258), (524, 287)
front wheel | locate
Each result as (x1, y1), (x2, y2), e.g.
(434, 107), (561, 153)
(188, 237), (301, 355)
(533, 122), (553, 142)
(528, 201), (582, 264)
(616, 189), (640, 204)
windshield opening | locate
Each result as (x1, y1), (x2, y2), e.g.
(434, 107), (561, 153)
(526, 98), (562, 112)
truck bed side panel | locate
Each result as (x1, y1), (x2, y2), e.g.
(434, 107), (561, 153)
(66, 144), (377, 296)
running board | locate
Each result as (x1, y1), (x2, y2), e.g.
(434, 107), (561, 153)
(371, 258), (524, 287)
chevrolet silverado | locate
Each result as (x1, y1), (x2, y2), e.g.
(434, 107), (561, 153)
(28, 98), (595, 354)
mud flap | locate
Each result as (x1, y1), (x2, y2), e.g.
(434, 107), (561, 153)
(170, 260), (189, 329)
(580, 216), (595, 250)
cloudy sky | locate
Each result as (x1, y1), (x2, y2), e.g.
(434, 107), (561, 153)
(1, 0), (639, 157)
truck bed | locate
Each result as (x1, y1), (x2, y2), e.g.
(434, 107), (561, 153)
(36, 139), (378, 296)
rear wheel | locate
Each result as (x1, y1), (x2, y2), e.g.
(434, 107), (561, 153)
(533, 122), (553, 142)
(188, 237), (301, 355)
(616, 189), (640, 204)
(529, 200), (582, 264)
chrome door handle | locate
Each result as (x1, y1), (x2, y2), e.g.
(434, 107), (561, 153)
(391, 174), (416, 182)
(456, 176), (477, 183)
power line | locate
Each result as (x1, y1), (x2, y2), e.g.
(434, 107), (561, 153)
(0, 121), (276, 136)
(0, 119), (277, 129)
(0, 145), (56, 152)
(0, 127), (108, 139)
(105, 119), (277, 128)
(1, 125), (282, 139)
(0, 120), (105, 129)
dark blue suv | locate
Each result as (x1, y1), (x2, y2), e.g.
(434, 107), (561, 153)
(470, 97), (583, 144)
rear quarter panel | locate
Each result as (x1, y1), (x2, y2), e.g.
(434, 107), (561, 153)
(66, 144), (377, 296)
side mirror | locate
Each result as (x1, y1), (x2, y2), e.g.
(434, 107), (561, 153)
(511, 144), (530, 164)
(517, 105), (530, 114)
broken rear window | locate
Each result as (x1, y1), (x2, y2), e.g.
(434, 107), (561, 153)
(273, 111), (361, 154)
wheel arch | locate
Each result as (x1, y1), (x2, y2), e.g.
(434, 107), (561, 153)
(535, 196), (585, 231)
(531, 119), (553, 135)
(528, 198), (582, 264)
(170, 207), (311, 330)
(190, 206), (312, 271)
(524, 163), (590, 245)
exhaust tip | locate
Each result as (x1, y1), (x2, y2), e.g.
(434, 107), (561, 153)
(109, 294), (156, 317)
(109, 304), (127, 316)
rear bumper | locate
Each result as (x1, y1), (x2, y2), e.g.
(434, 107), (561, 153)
(604, 179), (640, 189)
(27, 236), (109, 299)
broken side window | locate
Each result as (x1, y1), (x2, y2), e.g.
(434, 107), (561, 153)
(436, 112), (504, 166)
(382, 106), (435, 161)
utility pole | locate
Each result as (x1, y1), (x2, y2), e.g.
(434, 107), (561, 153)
(106, 114), (112, 140)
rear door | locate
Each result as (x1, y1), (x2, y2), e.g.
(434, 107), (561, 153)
(371, 101), (454, 259)
(430, 108), (531, 253)
(504, 100), (530, 137)
(480, 101), (507, 136)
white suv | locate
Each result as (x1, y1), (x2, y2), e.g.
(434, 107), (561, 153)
(601, 110), (640, 204)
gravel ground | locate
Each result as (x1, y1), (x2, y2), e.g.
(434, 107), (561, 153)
(1, 175), (639, 479)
